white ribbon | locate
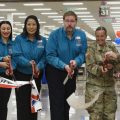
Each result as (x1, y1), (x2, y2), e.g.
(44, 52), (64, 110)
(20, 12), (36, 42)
(0, 76), (42, 113)
(67, 91), (102, 110)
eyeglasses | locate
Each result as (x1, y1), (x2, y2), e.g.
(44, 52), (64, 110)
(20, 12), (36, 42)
(64, 19), (76, 23)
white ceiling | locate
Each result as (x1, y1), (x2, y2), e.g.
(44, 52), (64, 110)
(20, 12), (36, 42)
(0, 1), (120, 40)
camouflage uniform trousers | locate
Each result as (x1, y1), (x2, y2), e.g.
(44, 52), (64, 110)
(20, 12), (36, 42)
(85, 83), (117, 120)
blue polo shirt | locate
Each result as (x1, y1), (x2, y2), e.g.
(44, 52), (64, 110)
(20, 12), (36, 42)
(46, 27), (87, 70)
(0, 38), (18, 73)
(15, 35), (46, 74)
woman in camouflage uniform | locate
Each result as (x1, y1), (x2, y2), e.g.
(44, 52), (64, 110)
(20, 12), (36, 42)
(85, 26), (119, 120)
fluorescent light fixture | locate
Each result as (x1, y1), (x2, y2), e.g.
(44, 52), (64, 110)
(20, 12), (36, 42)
(0, 16), (5, 19)
(78, 15), (93, 18)
(110, 7), (120, 10)
(13, 22), (21, 24)
(110, 15), (120, 17)
(107, 2), (120, 4)
(18, 16), (27, 18)
(0, 9), (16, 11)
(81, 18), (95, 21)
(44, 25), (55, 28)
(112, 25), (120, 27)
(33, 8), (52, 11)
(63, 2), (83, 5)
(74, 8), (87, 10)
(84, 21), (98, 23)
(75, 12), (90, 14)
(12, 13), (26, 15)
(111, 11), (120, 14)
(23, 3), (44, 6)
(13, 28), (19, 30)
(53, 19), (63, 21)
(48, 16), (62, 18)
(41, 12), (58, 15)
(39, 21), (46, 24)
(113, 27), (120, 29)
(0, 4), (5, 6)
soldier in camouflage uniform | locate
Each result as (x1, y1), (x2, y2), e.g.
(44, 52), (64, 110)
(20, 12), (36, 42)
(85, 26), (120, 120)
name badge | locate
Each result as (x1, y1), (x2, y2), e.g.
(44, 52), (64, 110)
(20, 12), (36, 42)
(75, 36), (81, 46)
(37, 40), (44, 48)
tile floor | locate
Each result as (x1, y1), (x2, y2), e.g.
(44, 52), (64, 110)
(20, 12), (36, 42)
(7, 80), (120, 120)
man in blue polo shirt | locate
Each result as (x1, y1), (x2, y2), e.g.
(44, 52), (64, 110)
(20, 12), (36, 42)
(46, 11), (87, 120)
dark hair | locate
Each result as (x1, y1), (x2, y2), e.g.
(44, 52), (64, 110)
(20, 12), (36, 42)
(21, 15), (41, 39)
(63, 11), (77, 21)
(0, 21), (12, 40)
(95, 26), (107, 36)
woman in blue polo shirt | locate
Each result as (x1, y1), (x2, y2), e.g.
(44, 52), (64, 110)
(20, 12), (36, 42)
(14, 15), (46, 120)
(0, 21), (17, 120)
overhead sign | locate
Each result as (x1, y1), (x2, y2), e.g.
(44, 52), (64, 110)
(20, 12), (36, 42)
(99, 5), (110, 17)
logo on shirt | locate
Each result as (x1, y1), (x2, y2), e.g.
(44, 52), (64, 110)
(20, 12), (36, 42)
(75, 36), (81, 46)
(37, 40), (44, 48)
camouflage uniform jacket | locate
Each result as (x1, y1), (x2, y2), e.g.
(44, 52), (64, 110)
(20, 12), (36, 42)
(86, 41), (120, 87)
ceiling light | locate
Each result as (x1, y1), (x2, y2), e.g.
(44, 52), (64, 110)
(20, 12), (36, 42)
(107, 2), (120, 4)
(75, 12), (90, 14)
(33, 8), (52, 11)
(48, 16), (62, 18)
(19, 16), (27, 18)
(0, 9), (16, 11)
(81, 18), (95, 20)
(43, 25), (55, 28)
(39, 21), (46, 24)
(0, 17), (5, 19)
(78, 15), (93, 18)
(23, 3), (44, 6)
(74, 8), (87, 10)
(53, 19), (63, 21)
(111, 11), (120, 14)
(84, 21), (98, 23)
(13, 22), (21, 24)
(0, 4), (5, 6)
(110, 15), (120, 17)
(112, 25), (120, 27)
(110, 7), (120, 10)
(63, 2), (83, 5)
(41, 12), (58, 15)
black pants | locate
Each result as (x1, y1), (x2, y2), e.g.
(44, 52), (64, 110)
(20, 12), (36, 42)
(0, 73), (12, 120)
(45, 64), (77, 120)
(14, 70), (43, 120)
